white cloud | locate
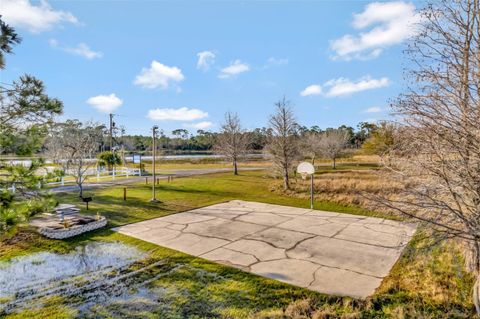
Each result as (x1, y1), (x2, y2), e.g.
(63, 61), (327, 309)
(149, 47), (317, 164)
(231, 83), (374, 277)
(330, 1), (421, 60)
(300, 76), (389, 98)
(147, 107), (208, 121)
(2, 0), (78, 33)
(184, 121), (213, 129)
(300, 85), (322, 97)
(218, 60), (250, 78)
(134, 60), (185, 89)
(324, 76), (389, 97)
(196, 51), (215, 71)
(265, 57), (288, 68)
(364, 106), (382, 113)
(86, 94), (123, 113)
(50, 39), (102, 59)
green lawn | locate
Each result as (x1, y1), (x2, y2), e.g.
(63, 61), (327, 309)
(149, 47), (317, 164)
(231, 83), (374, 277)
(53, 170), (387, 228)
(0, 170), (475, 318)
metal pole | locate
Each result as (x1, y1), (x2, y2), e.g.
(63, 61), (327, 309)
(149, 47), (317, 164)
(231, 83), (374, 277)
(310, 174), (314, 209)
(150, 125), (159, 203)
(109, 113), (114, 151)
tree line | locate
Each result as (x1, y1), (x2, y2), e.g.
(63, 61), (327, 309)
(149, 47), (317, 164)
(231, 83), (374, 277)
(1, 118), (381, 156)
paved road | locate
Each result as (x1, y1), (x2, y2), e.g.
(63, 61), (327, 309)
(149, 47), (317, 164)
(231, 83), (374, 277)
(114, 200), (417, 298)
(50, 168), (264, 193)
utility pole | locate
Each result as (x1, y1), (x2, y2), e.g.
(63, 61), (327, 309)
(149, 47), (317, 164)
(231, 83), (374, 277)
(109, 113), (114, 151)
(150, 125), (159, 203)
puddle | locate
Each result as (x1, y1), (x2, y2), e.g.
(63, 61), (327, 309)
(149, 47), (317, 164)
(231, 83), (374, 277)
(0, 242), (224, 317)
(0, 241), (149, 314)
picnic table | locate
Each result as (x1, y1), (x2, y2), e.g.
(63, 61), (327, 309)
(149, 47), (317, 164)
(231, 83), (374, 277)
(55, 204), (80, 214)
(54, 204), (80, 221)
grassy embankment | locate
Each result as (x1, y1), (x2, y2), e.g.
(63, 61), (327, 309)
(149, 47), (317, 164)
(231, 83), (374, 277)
(0, 166), (475, 318)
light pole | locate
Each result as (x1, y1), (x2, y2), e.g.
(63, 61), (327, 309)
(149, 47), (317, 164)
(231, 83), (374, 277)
(150, 125), (159, 203)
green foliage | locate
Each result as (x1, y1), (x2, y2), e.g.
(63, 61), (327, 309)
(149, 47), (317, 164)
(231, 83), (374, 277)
(0, 22), (63, 234)
(0, 159), (56, 235)
(361, 121), (396, 155)
(97, 151), (122, 170)
(1, 125), (48, 156)
(0, 16), (21, 69)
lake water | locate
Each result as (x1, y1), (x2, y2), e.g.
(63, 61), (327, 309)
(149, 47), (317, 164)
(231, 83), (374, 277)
(1, 153), (264, 167)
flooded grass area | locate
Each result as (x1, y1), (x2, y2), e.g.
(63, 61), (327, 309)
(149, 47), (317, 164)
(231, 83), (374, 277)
(0, 230), (326, 319)
(0, 241), (151, 315)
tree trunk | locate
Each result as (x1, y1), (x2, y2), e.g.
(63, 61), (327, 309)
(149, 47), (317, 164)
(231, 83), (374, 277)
(78, 183), (83, 198)
(333, 157), (336, 169)
(233, 159), (238, 175)
(474, 276), (480, 314)
(283, 167), (289, 190)
(473, 241), (480, 314)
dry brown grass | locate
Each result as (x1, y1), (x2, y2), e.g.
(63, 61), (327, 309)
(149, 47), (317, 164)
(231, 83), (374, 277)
(282, 169), (403, 213)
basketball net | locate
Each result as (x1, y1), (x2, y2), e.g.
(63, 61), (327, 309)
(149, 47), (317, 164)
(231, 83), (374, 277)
(301, 172), (309, 180)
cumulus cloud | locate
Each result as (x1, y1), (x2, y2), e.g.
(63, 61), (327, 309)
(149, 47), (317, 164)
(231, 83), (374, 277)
(300, 85), (322, 97)
(134, 60), (185, 89)
(218, 60), (250, 78)
(324, 76), (389, 97)
(300, 76), (389, 97)
(2, 0), (78, 33)
(86, 94), (123, 113)
(147, 107), (208, 121)
(364, 106), (382, 113)
(184, 121), (213, 129)
(196, 51), (215, 71)
(330, 1), (421, 60)
(50, 39), (102, 59)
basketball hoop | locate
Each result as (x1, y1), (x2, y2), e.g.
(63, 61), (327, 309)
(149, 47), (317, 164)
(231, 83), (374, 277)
(297, 162), (315, 177)
(296, 162), (315, 209)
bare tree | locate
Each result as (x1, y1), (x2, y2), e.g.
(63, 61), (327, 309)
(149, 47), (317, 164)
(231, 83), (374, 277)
(266, 97), (298, 190)
(300, 131), (322, 165)
(374, 0), (480, 312)
(318, 129), (349, 169)
(214, 112), (250, 175)
(46, 121), (102, 197)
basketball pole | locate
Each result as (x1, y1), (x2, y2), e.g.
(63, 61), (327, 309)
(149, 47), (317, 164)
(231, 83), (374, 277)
(310, 174), (314, 209)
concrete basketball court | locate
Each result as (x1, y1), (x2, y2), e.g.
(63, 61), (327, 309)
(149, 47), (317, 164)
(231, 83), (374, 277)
(114, 200), (416, 298)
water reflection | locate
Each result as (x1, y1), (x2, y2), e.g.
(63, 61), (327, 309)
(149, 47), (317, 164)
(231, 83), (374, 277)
(0, 241), (146, 313)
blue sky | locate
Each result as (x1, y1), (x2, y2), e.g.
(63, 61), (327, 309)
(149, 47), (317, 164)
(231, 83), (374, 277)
(1, 0), (422, 136)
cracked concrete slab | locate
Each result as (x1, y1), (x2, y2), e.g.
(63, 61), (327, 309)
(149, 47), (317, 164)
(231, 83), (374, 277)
(184, 218), (267, 241)
(246, 227), (315, 249)
(309, 267), (383, 298)
(276, 216), (346, 237)
(251, 259), (320, 287)
(114, 200), (416, 298)
(201, 247), (258, 267)
(224, 239), (286, 261)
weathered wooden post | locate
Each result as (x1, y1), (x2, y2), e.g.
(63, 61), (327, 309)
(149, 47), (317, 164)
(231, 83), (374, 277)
(123, 187), (127, 201)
